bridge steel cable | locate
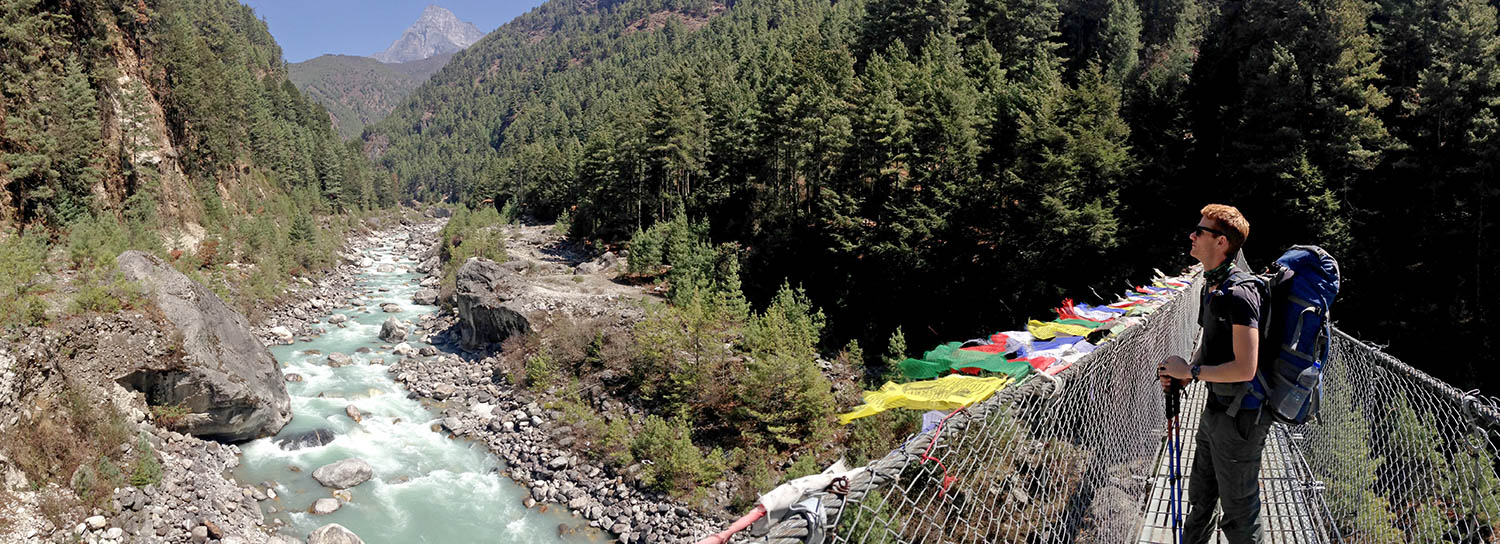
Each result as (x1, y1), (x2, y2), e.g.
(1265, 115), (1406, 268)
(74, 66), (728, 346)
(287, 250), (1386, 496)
(754, 272), (1500, 544)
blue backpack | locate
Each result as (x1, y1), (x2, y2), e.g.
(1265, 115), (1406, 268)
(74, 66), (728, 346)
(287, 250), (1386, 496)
(1223, 246), (1341, 424)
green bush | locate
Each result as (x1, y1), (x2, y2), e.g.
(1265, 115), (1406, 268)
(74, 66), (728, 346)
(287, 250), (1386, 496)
(844, 409), (921, 466)
(627, 225), (665, 275)
(785, 454), (820, 480)
(553, 209), (573, 237)
(69, 276), (145, 314)
(833, 489), (899, 544)
(498, 200), (520, 224)
(65, 214), (128, 270)
(524, 352), (557, 390)
(730, 447), (777, 511)
(602, 417), (635, 467)
(632, 415), (720, 495)
(128, 435), (161, 487)
(74, 455), (123, 505)
(288, 212), (316, 245)
(739, 283), (834, 448)
(625, 214), (721, 296)
(0, 229), (50, 328)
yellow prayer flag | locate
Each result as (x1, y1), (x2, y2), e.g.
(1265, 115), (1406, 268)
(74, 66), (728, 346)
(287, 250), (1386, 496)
(837, 375), (1011, 424)
(1027, 319), (1095, 340)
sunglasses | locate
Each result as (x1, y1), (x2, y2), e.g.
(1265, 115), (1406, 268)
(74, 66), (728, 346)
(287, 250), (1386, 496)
(1192, 225), (1226, 238)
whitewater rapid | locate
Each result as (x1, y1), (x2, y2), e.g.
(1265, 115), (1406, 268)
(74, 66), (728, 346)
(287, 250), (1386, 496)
(234, 242), (596, 543)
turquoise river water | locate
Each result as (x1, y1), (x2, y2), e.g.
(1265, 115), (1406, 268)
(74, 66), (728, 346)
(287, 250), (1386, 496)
(233, 242), (599, 543)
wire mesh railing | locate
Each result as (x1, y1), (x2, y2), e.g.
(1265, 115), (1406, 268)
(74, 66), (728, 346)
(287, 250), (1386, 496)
(756, 270), (1500, 544)
(760, 273), (1205, 544)
(1289, 329), (1500, 543)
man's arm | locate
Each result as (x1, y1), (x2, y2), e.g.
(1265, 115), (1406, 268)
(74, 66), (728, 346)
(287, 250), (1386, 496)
(1186, 324), (1258, 383)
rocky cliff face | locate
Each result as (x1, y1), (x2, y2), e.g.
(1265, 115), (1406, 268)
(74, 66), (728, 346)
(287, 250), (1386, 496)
(0, 0), (370, 242)
(373, 5), (485, 63)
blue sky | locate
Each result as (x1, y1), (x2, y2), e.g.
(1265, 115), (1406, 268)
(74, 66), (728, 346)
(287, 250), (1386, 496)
(242, 1), (547, 63)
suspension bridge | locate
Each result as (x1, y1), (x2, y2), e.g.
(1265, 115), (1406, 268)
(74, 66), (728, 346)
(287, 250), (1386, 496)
(747, 268), (1500, 544)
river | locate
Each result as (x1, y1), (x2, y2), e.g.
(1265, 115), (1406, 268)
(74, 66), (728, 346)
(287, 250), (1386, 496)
(232, 240), (597, 543)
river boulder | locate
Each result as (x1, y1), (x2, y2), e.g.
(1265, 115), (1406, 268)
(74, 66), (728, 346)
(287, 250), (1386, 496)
(379, 317), (407, 343)
(454, 258), (530, 351)
(327, 353), (352, 367)
(114, 250), (291, 442)
(308, 524), (364, 544)
(311, 498), (341, 514)
(275, 428), (337, 451)
(312, 458), (373, 489)
(412, 288), (438, 305)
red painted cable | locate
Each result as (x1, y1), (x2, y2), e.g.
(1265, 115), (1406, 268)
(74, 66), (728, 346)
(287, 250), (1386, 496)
(920, 406), (969, 499)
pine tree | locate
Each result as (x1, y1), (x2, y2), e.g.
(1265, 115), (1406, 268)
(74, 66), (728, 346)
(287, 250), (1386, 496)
(1188, 0), (1389, 257)
(51, 57), (103, 224)
(645, 78), (708, 219)
(857, 0), (970, 60)
(1059, 0), (1143, 83)
(1306, 368), (1402, 541)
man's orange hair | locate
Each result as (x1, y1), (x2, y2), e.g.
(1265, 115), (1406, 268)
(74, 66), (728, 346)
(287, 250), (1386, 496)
(1201, 204), (1249, 257)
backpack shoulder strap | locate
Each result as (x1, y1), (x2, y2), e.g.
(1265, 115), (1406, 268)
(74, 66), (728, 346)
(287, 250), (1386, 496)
(1217, 269), (1273, 416)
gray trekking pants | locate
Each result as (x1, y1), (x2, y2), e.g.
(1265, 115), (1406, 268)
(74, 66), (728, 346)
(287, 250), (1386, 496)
(1182, 406), (1272, 544)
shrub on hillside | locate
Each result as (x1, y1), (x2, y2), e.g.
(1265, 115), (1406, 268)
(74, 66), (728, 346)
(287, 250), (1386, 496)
(69, 276), (146, 314)
(0, 384), (132, 523)
(631, 415), (726, 496)
(0, 229), (51, 328)
(65, 215), (126, 270)
(627, 224), (665, 275)
(128, 435), (162, 487)
(625, 213), (737, 305)
(739, 283), (834, 448)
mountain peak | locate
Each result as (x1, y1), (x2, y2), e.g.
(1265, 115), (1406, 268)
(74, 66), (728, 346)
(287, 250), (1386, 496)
(373, 5), (484, 64)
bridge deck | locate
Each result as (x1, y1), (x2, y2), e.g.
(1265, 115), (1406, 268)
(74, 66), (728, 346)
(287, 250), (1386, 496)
(1137, 383), (1328, 544)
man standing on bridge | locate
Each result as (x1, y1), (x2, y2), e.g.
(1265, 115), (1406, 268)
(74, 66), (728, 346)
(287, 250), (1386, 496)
(1158, 204), (1269, 544)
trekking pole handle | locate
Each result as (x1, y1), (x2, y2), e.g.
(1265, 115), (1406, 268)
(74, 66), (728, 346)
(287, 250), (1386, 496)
(1165, 380), (1183, 420)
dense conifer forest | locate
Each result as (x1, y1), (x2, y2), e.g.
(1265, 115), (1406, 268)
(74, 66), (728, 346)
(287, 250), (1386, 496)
(368, 0), (1500, 391)
(0, 0), (392, 322)
(289, 52), (456, 140)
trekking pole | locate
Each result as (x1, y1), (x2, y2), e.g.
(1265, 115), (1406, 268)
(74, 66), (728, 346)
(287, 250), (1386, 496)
(1165, 380), (1184, 544)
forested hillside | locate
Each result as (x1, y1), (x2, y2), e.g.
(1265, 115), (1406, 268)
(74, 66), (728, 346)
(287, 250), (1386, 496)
(366, 0), (1499, 391)
(290, 53), (455, 140)
(0, 0), (393, 324)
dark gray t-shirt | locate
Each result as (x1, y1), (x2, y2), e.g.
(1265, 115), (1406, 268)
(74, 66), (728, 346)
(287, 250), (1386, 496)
(1199, 279), (1262, 369)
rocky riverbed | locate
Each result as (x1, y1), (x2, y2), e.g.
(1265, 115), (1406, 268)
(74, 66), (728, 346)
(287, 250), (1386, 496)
(241, 215), (725, 543)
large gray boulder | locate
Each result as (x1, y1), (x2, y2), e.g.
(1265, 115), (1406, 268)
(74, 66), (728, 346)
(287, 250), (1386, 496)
(412, 288), (438, 305)
(312, 458), (373, 489)
(115, 250), (291, 442)
(378, 317), (407, 343)
(454, 258), (530, 351)
(307, 524), (364, 544)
